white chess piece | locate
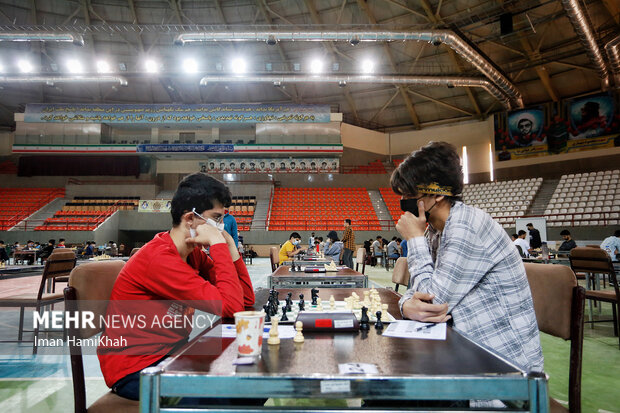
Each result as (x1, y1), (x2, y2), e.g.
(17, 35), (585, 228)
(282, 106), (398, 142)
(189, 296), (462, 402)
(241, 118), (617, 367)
(268, 316), (280, 345)
(293, 321), (304, 343)
(317, 297), (323, 311)
(329, 295), (335, 310)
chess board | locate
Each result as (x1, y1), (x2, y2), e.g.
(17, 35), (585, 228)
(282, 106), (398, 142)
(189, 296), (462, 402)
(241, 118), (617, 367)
(265, 299), (397, 325)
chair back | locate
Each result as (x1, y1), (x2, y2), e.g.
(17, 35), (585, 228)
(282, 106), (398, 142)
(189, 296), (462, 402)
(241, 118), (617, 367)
(37, 249), (76, 299)
(64, 260), (125, 413)
(392, 257), (410, 293)
(355, 247), (366, 274)
(515, 244), (525, 258)
(129, 247), (140, 257)
(270, 246), (279, 271)
(524, 263), (585, 413)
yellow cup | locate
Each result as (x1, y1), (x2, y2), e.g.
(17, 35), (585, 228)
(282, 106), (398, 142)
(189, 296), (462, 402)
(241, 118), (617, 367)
(233, 311), (266, 356)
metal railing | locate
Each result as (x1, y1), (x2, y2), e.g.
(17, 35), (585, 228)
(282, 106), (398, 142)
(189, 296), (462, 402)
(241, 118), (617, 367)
(253, 218), (396, 232)
(0, 190), (65, 230)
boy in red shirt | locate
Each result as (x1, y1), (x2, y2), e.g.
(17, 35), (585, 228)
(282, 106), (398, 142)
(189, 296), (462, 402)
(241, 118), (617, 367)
(97, 173), (254, 400)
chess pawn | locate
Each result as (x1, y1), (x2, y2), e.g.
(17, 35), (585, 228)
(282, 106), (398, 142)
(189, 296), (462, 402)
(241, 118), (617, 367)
(329, 295), (335, 310)
(293, 321), (304, 343)
(281, 305), (289, 321)
(375, 311), (384, 329)
(268, 317), (281, 345)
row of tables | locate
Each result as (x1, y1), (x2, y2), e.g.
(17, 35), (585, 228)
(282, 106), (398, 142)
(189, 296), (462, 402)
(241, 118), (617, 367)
(138, 260), (550, 412)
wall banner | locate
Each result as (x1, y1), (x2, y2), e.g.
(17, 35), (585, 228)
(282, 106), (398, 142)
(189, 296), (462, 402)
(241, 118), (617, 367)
(24, 104), (331, 124)
(136, 144), (234, 153)
(494, 92), (620, 161)
(138, 200), (171, 213)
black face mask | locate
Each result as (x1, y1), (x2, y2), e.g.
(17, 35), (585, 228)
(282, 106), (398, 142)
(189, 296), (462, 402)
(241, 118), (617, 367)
(400, 197), (436, 221)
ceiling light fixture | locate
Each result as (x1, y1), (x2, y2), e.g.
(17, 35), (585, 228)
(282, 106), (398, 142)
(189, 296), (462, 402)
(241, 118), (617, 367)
(231, 57), (247, 74)
(183, 58), (198, 73)
(144, 59), (158, 73)
(66, 59), (83, 73)
(361, 59), (374, 74)
(96, 60), (111, 73)
(18, 59), (34, 73)
(309, 59), (323, 74)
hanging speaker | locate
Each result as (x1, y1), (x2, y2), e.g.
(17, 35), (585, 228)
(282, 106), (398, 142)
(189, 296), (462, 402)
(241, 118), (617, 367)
(500, 13), (513, 35)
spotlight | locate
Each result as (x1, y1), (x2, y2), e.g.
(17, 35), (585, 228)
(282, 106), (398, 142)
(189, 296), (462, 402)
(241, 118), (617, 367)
(18, 59), (34, 73)
(266, 35), (277, 46)
(432, 38), (442, 46)
(231, 57), (247, 74)
(96, 60), (111, 73)
(144, 59), (158, 73)
(66, 59), (83, 74)
(183, 58), (198, 73)
(338, 80), (347, 87)
(447, 83), (455, 89)
(349, 35), (360, 46)
(309, 59), (323, 74)
(361, 59), (374, 74)
(273, 81), (282, 87)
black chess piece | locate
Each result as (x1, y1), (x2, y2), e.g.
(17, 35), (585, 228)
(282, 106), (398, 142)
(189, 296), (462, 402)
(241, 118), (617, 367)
(297, 264), (302, 272)
(281, 305), (288, 321)
(360, 306), (370, 330)
(298, 293), (305, 311)
(263, 305), (271, 322)
(311, 288), (319, 305)
(375, 311), (384, 330)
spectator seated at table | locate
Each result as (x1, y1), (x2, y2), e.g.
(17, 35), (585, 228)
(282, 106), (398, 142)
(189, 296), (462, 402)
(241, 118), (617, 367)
(84, 241), (96, 257)
(557, 229), (577, 253)
(387, 236), (401, 259)
(38, 239), (55, 261)
(600, 229), (620, 262)
(0, 240), (8, 262)
(371, 236), (384, 266)
(392, 141), (543, 374)
(323, 230), (343, 263)
(278, 232), (306, 265)
(97, 173), (255, 403)
(513, 230), (531, 258)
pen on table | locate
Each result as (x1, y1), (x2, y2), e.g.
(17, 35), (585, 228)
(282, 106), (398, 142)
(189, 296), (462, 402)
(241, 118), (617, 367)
(415, 323), (436, 332)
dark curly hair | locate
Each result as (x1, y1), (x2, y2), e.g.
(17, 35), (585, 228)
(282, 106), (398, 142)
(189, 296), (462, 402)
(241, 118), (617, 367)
(390, 141), (463, 205)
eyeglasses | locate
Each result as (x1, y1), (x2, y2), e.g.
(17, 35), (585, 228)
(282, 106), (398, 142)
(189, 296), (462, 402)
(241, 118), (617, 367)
(191, 208), (223, 224)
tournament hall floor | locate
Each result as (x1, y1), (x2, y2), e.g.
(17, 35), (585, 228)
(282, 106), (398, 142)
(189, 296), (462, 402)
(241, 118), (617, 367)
(0, 258), (618, 412)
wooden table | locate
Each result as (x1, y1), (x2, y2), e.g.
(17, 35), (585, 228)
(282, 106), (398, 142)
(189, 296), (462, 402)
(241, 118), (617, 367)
(139, 287), (549, 412)
(12, 250), (37, 265)
(269, 265), (367, 288)
(282, 259), (332, 267)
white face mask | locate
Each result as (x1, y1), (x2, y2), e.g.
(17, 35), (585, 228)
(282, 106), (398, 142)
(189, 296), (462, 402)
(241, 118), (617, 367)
(190, 208), (225, 237)
(206, 218), (225, 232)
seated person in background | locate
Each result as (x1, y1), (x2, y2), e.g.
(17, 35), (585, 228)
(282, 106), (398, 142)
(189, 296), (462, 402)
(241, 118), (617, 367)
(393, 141), (543, 373)
(84, 241), (96, 257)
(323, 230), (343, 263)
(399, 237), (408, 258)
(98, 173), (255, 402)
(371, 236), (384, 266)
(57, 239), (66, 248)
(0, 240), (9, 262)
(318, 237), (325, 252)
(278, 232), (306, 265)
(513, 230), (531, 258)
(387, 237), (401, 259)
(558, 229), (577, 252)
(600, 229), (620, 262)
(511, 233), (518, 241)
(38, 239), (55, 261)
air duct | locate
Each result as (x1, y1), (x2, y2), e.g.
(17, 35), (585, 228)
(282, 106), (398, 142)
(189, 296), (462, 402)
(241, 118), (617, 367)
(605, 35), (620, 88)
(0, 32), (84, 46)
(175, 30), (522, 108)
(0, 75), (128, 86)
(560, 0), (610, 90)
(199, 74), (511, 109)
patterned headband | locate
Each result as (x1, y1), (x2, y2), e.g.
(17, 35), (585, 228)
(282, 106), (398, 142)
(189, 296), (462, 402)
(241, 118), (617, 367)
(416, 182), (454, 196)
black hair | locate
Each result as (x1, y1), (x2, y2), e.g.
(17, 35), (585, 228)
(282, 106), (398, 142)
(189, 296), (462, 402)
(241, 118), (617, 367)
(171, 173), (232, 226)
(345, 219), (352, 225)
(396, 238), (402, 242)
(390, 141), (463, 205)
(518, 230), (527, 236)
(392, 236), (397, 241)
(560, 230), (571, 236)
(376, 236), (382, 239)
(327, 230), (339, 241)
(512, 233), (518, 239)
(615, 229), (620, 237)
(318, 237), (323, 241)
(59, 238), (65, 242)
(290, 232), (301, 239)
(49, 239), (55, 244)
(0, 240), (4, 244)
(526, 223), (533, 227)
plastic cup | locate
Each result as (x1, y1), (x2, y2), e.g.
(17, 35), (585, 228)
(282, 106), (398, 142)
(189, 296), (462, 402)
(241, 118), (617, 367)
(233, 311), (265, 356)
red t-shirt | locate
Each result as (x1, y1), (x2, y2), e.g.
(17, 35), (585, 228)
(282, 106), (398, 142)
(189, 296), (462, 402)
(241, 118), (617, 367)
(97, 231), (254, 387)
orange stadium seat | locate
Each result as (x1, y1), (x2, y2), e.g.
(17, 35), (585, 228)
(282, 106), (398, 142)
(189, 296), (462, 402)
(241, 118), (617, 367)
(0, 188), (65, 230)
